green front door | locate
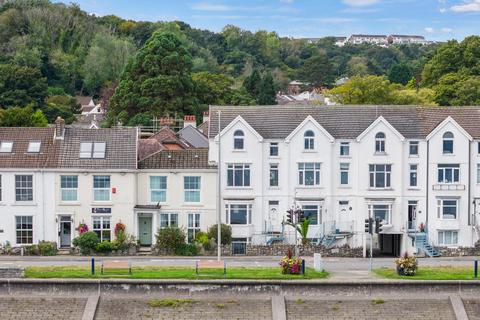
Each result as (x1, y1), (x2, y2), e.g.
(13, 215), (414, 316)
(138, 216), (152, 246)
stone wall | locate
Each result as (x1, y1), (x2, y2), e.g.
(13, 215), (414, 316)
(0, 267), (24, 278)
(214, 244), (363, 257)
(435, 242), (480, 257)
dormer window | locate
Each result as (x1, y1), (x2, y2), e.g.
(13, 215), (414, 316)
(375, 132), (385, 153)
(443, 132), (454, 154)
(27, 141), (41, 153)
(0, 141), (13, 153)
(79, 142), (106, 159)
(233, 130), (244, 150)
(304, 130), (315, 150)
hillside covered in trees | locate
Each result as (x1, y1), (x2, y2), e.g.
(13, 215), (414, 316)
(0, 0), (479, 127)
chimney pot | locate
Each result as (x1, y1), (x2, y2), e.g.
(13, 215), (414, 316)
(183, 115), (197, 128)
(54, 116), (65, 140)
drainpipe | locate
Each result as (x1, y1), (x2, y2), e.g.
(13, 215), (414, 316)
(426, 140), (429, 240)
(468, 142), (472, 245)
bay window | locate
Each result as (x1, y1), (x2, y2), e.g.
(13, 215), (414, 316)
(437, 164), (459, 184)
(369, 164), (391, 188)
(437, 199), (457, 219)
(225, 203), (252, 225)
(298, 162), (321, 186)
(227, 164), (250, 187)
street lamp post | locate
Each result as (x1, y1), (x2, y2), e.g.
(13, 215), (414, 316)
(217, 110), (222, 262)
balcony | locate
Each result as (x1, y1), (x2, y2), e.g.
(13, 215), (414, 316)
(432, 184), (465, 191)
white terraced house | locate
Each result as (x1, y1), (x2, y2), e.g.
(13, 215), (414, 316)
(208, 105), (480, 257)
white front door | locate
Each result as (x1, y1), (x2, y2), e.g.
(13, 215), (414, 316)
(268, 201), (280, 233)
(59, 216), (72, 247)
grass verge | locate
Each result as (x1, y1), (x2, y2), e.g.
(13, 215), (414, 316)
(373, 266), (479, 280)
(25, 266), (328, 280)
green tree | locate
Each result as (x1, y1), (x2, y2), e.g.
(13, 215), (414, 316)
(328, 76), (395, 104)
(0, 64), (48, 108)
(243, 69), (261, 100)
(44, 95), (77, 123)
(258, 73), (276, 105)
(30, 109), (48, 126)
(109, 31), (197, 120)
(193, 71), (235, 105)
(82, 32), (136, 94)
(0, 106), (48, 127)
(298, 53), (334, 86)
(388, 63), (412, 85)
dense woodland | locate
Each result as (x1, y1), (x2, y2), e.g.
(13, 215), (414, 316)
(0, 0), (479, 127)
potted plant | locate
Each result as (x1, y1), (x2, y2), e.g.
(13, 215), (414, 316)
(395, 252), (418, 276)
(279, 249), (303, 274)
(419, 223), (425, 233)
(77, 223), (89, 234)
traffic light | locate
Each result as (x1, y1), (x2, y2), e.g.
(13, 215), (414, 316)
(375, 219), (387, 234)
(364, 218), (373, 234)
(286, 209), (294, 224)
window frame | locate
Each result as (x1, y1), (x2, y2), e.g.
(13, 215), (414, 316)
(304, 130), (315, 150)
(375, 132), (386, 153)
(233, 130), (245, 150)
(409, 141), (419, 156)
(60, 175), (78, 202)
(442, 132), (454, 154)
(339, 142), (350, 156)
(160, 213), (178, 228)
(92, 216), (111, 242)
(15, 216), (33, 245)
(79, 142), (106, 159)
(437, 164), (460, 184)
(340, 163), (349, 186)
(150, 176), (167, 203)
(301, 204), (322, 225)
(187, 213), (201, 243)
(0, 141), (13, 153)
(477, 164), (480, 184)
(269, 142), (279, 157)
(369, 164), (391, 189)
(368, 204), (392, 224)
(227, 164), (251, 187)
(15, 174), (33, 202)
(298, 162), (321, 186)
(93, 175), (111, 202)
(409, 164), (418, 187)
(269, 163), (279, 187)
(184, 176), (201, 202)
(225, 203), (252, 225)
(27, 141), (41, 153)
(437, 199), (458, 220)
(438, 230), (458, 246)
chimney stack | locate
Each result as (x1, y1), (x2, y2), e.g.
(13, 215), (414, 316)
(183, 115), (196, 128)
(54, 116), (65, 140)
(202, 111), (209, 123)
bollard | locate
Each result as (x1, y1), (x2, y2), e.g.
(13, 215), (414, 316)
(313, 253), (323, 271)
(91, 258), (95, 275)
(301, 259), (306, 275)
(475, 260), (478, 279)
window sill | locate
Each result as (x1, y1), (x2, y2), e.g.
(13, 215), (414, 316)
(12, 202), (37, 206)
(407, 187), (421, 191)
(367, 188), (394, 191)
(339, 155), (351, 159)
(442, 153), (455, 156)
(225, 187), (253, 190)
(268, 187), (281, 190)
(409, 154), (419, 158)
(338, 185), (351, 189)
(269, 156), (280, 159)
(183, 203), (203, 207)
(91, 202), (113, 206)
(232, 149), (246, 153)
(302, 150), (317, 153)
(296, 186), (323, 189)
(374, 152), (387, 156)
(59, 202), (81, 206)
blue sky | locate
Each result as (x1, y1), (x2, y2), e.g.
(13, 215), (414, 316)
(54, 0), (480, 40)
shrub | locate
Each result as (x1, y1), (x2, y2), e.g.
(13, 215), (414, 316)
(194, 231), (211, 251)
(175, 243), (199, 256)
(279, 249), (303, 274)
(95, 241), (114, 253)
(25, 244), (39, 255)
(115, 222), (126, 239)
(155, 227), (186, 254)
(73, 231), (99, 255)
(38, 241), (58, 256)
(207, 224), (232, 245)
(395, 252), (418, 276)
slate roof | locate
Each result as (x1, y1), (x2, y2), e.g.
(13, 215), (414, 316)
(138, 149), (215, 170)
(0, 127), (59, 168)
(208, 105), (480, 140)
(57, 127), (137, 170)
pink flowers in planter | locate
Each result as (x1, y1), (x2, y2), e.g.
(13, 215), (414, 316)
(279, 249), (303, 274)
(78, 223), (89, 234)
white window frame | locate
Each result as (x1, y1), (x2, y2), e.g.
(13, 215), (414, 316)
(92, 216), (111, 241)
(233, 130), (245, 150)
(437, 199), (458, 220)
(15, 216), (33, 245)
(227, 164), (251, 187)
(340, 142), (350, 156)
(437, 164), (460, 184)
(60, 175), (78, 202)
(15, 174), (33, 202)
(298, 162), (321, 186)
(187, 213), (201, 243)
(442, 132), (454, 154)
(160, 213), (178, 228)
(477, 164), (480, 184)
(225, 203), (252, 225)
(340, 163), (349, 185)
(150, 176), (167, 203)
(369, 164), (391, 189)
(184, 176), (201, 202)
(269, 142), (279, 157)
(409, 164), (418, 187)
(300, 203), (322, 225)
(269, 163), (279, 187)
(437, 230), (458, 246)
(93, 175), (111, 202)
(79, 142), (106, 159)
(368, 203), (392, 224)
(0, 141), (13, 153)
(409, 141), (419, 156)
(304, 130), (315, 150)
(375, 132), (386, 153)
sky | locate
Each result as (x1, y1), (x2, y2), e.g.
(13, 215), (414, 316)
(54, 0), (480, 41)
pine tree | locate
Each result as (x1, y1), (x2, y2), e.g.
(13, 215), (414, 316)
(258, 73), (276, 105)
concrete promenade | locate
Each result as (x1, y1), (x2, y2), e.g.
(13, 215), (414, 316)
(0, 278), (479, 319)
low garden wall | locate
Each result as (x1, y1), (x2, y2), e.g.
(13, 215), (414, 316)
(0, 267), (24, 278)
(213, 244), (363, 257)
(435, 242), (480, 257)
